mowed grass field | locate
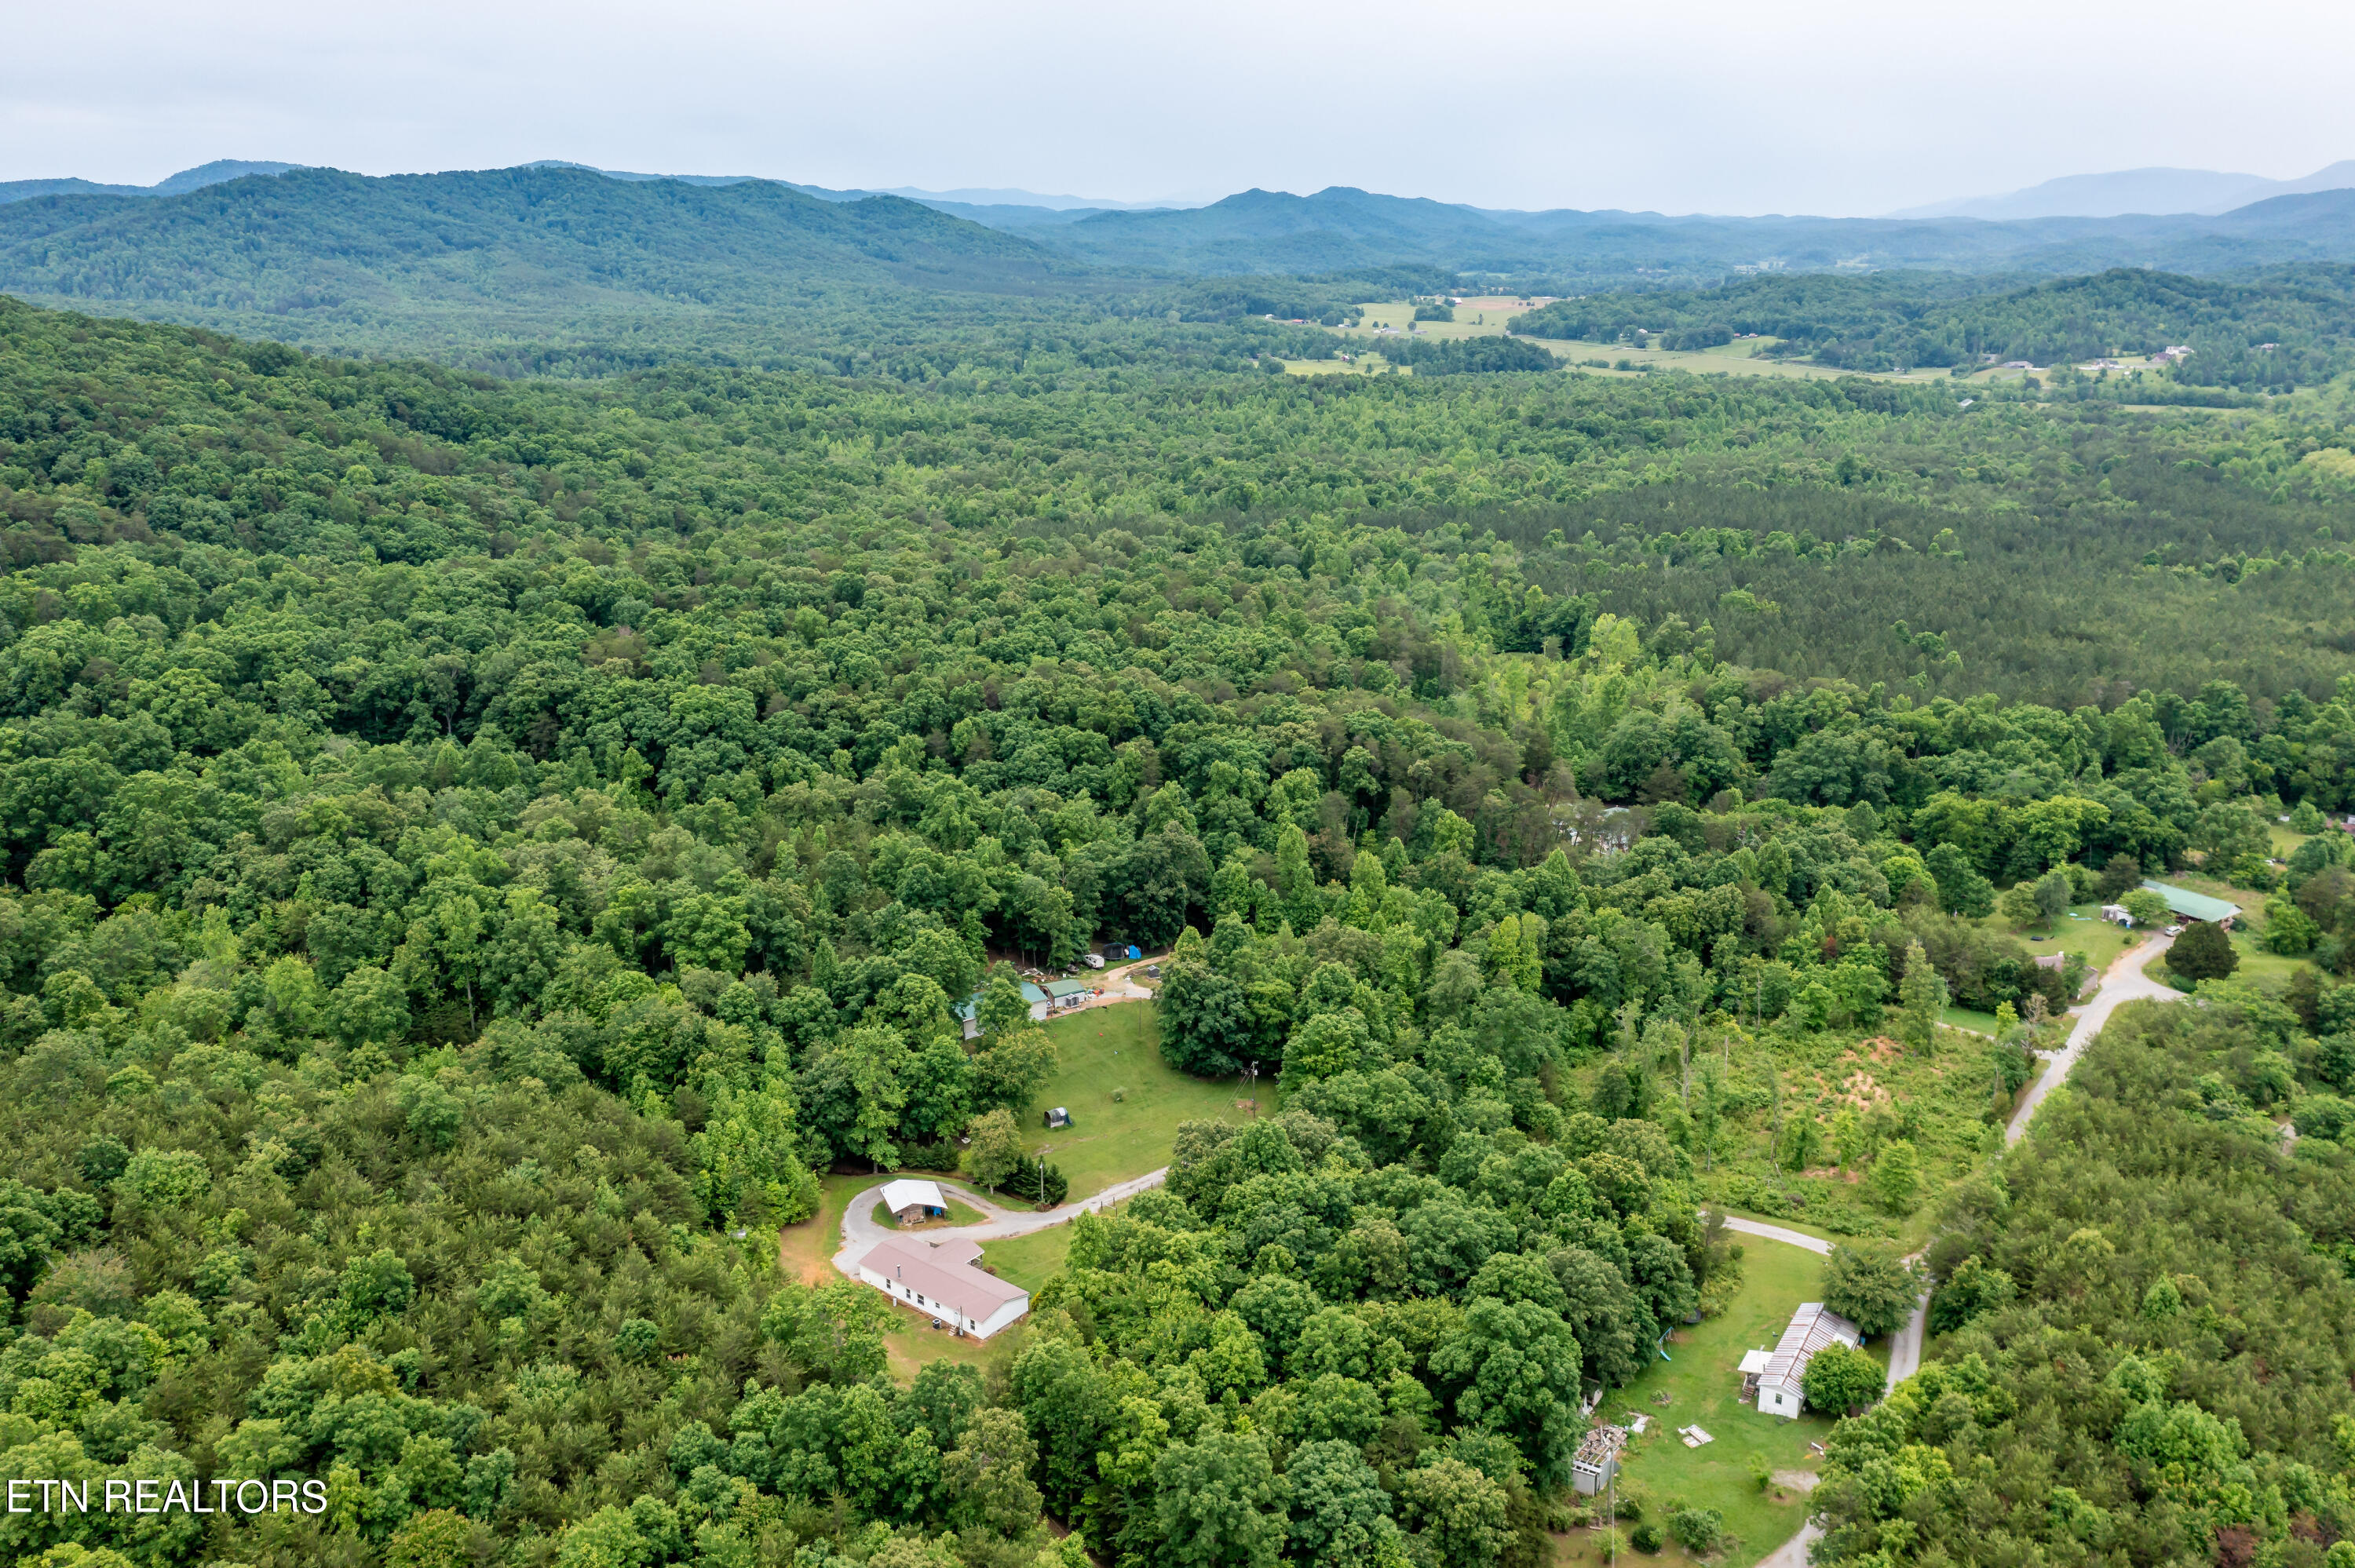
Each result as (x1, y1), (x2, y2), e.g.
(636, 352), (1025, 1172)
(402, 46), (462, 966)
(1564, 1237), (1851, 1568)
(1017, 1000), (1261, 1198)
(982, 1220), (1082, 1293)
(1322, 301), (1965, 385)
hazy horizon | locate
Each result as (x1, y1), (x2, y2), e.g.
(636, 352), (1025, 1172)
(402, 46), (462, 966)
(8, 0), (2354, 217)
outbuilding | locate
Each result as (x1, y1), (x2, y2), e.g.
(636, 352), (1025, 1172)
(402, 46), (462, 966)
(881, 1179), (948, 1225)
(852, 1234), (1030, 1339)
(1753, 1302), (1862, 1417)
(2141, 880), (2240, 929)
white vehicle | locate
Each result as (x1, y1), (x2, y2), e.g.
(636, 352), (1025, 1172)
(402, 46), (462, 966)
(1080, 954), (1104, 969)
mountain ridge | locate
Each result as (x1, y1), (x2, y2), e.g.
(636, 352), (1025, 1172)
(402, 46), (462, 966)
(0, 159), (301, 205)
(1893, 159), (2355, 220)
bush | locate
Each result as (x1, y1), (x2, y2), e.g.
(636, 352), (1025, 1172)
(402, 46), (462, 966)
(1670, 1508), (1725, 1552)
(1632, 1523), (1664, 1553)
(2167, 921), (2240, 983)
(1822, 1241), (1922, 1336)
(1801, 1340), (1884, 1415)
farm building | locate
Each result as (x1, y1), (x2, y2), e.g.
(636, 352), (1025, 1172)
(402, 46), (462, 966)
(955, 982), (1050, 1039)
(881, 1179), (948, 1225)
(2141, 881), (2240, 928)
(1751, 1302), (1862, 1417)
(851, 1234), (1030, 1339)
(1042, 979), (1092, 1012)
(1571, 1424), (1626, 1495)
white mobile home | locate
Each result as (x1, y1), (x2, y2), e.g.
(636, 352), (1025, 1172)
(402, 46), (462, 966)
(1753, 1302), (1861, 1417)
(852, 1234), (1030, 1339)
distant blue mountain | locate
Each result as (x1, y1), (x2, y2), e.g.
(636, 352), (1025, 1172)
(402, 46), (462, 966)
(0, 160), (300, 205)
(1893, 161), (2355, 220)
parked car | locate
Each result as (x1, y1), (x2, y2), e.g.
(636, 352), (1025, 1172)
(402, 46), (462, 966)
(1080, 954), (1104, 968)
(2163, 924), (2184, 936)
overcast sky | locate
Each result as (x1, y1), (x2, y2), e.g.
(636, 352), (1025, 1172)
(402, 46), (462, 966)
(8, 0), (2353, 214)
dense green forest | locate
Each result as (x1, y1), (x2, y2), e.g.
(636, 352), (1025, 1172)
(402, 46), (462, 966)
(1510, 267), (2355, 388)
(1, 258), (2353, 1568)
(1820, 1000), (2355, 1568)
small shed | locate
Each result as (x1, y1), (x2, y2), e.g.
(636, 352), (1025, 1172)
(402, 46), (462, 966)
(1571, 1424), (1627, 1496)
(881, 1179), (947, 1225)
(2034, 953), (2066, 972)
(1042, 979), (1091, 1011)
(1738, 1347), (1774, 1402)
(2099, 903), (2133, 926)
(1043, 1107), (1071, 1129)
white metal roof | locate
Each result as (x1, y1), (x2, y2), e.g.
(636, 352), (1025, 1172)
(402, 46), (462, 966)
(880, 1179), (946, 1213)
(1758, 1302), (1860, 1391)
(1738, 1348), (1774, 1375)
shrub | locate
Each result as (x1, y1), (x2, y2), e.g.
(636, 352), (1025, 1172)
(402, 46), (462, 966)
(2167, 921), (2240, 983)
(1632, 1522), (1663, 1553)
(1671, 1507), (1725, 1552)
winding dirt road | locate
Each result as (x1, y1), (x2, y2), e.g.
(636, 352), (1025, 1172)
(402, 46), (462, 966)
(2006, 932), (2177, 1145)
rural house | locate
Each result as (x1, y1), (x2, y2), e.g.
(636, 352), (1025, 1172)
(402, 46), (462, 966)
(955, 981), (1050, 1039)
(851, 1234), (1030, 1338)
(1751, 1302), (1862, 1417)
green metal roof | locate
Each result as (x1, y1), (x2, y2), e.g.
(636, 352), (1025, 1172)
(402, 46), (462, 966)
(2141, 880), (2240, 922)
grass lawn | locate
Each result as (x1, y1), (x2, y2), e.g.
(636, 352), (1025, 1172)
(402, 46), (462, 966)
(1017, 1001), (1259, 1198)
(982, 1220), (1083, 1293)
(1327, 302), (1952, 387)
(1581, 1237), (1843, 1568)
(871, 1196), (987, 1231)
(2045, 906), (2140, 973)
(2224, 924), (2313, 987)
(1938, 1005), (2003, 1037)
(1282, 356), (1402, 376)
(879, 1303), (1013, 1384)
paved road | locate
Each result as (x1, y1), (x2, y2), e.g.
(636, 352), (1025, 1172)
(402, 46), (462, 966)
(1884, 1278), (1929, 1392)
(1721, 1215), (1832, 1256)
(1755, 1521), (1824, 1568)
(2006, 934), (2177, 1145)
(830, 1168), (1169, 1277)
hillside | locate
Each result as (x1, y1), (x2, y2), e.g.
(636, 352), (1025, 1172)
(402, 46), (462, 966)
(0, 159), (301, 206)
(1028, 184), (2355, 279)
(0, 162), (1083, 365)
